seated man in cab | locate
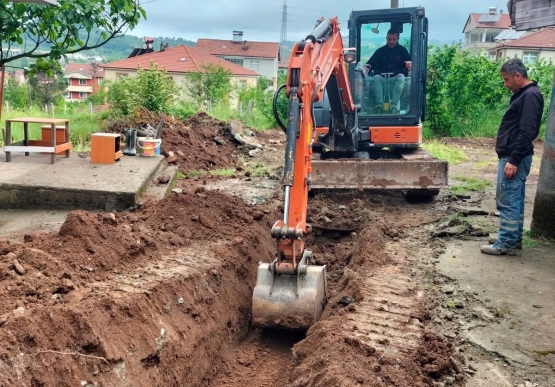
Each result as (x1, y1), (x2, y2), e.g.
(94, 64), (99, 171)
(365, 28), (412, 113)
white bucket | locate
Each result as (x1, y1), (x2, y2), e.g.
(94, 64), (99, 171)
(137, 137), (161, 157)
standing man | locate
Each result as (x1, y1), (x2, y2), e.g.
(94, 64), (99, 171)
(365, 28), (411, 113)
(481, 58), (544, 256)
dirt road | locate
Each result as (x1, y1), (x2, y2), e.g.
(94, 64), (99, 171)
(0, 115), (552, 387)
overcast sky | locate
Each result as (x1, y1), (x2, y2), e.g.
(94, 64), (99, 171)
(132, 0), (508, 43)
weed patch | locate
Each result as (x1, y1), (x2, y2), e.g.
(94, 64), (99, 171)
(421, 141), (467, 165)
(211, 168), (236, 177)
(450, 176), (492, 195)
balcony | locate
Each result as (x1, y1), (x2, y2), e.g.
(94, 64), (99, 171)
(67, 85), (93, 93)
(462, 41), (497, 51)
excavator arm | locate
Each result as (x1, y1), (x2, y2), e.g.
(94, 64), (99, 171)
(252, 17), (355, 331)
(273, 16), (357, 270)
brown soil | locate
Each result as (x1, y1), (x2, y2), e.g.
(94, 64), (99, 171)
(0, 116), (464, 387)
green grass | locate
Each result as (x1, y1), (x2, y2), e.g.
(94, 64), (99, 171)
(450, 175), (493, 195)
(472, 159), (498, 170)
(183, 169), (205, 179)
(211, 168), (235, 177)
(240, 158), (269, 177)
(176, 171), (186, 179)
(421, 140), (468, 165)
(209, 101), (275, 131)
(1, 105), (101, 150)
(467, 218), (497, 233)
(523, 229), (539, 247)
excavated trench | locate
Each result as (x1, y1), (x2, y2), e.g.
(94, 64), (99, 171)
(0, 185), (459, 387)
(0, 111), (460, 386)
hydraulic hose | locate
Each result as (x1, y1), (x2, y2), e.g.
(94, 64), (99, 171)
(273, 83), (287, 132)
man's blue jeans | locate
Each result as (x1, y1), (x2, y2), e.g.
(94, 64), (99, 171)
(496, 155), (533, 248)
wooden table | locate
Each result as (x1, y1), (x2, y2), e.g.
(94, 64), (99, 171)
(4, 117), (71, 164)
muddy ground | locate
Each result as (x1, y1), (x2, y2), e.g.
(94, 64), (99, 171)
(0, 114), (552, 387)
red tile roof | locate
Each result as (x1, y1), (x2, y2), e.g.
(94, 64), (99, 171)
(64, 63), (104, 78)
(101, 45), (259, 76)
(500, 28), (555, 48)
(195, 39), (279, 59)
(471, 13), (512, 29)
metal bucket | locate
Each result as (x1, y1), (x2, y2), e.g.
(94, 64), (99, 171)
(252, 254), (327, 331)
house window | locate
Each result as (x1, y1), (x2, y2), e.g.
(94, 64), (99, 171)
(79, 92), (88, 98)
(523, 52), (538, 64)
(239, 80), (247, 90)
(79, 79), (87, 85)
(226, 58), (244, 66)
(250, 60), (260, 71)
(116, 73), (128, 80)
(98, 79), (103, 85)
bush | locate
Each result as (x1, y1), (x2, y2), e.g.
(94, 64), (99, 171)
(106, 61), (180, 117)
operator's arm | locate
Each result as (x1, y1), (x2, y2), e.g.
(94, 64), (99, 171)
(365, 48), (381, 69)
(401, 45), (411, 61)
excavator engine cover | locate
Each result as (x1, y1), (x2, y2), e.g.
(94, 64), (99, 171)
(252, 252), (327, 331)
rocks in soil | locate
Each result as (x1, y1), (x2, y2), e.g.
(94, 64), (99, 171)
(230, 120), (263, 149)
(339, 295), (356, 306)
(157, 174), (171, 184)
(442, 285), (455, 294)
(448, 205), (489, 216)
(12, 259), (25, 275)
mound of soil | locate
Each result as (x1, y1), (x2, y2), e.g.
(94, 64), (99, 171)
(161, 112), (241, 172)
(0, 188), (279, 386)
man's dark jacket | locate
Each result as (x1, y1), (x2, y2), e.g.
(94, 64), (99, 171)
(496, 82), (544, 166)
(366, 44), (411, 76)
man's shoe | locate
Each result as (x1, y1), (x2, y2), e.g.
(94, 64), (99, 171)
(374, 104), (384, 113)
(480, 242), (517, 256)
(488, 234), (522, 249)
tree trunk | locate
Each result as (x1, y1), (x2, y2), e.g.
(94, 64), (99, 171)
(531, 70), (555, 238)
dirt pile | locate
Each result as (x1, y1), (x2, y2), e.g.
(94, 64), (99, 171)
(0, 188), (278, 386)
(161, 112), (242, 172)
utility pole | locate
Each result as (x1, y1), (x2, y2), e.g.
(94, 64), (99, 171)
(280, 0), (287, 45)
(530, 73), (555, 238)
(391, 0), (399, 8)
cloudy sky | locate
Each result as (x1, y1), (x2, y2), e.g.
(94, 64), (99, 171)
(132, 0), (508, 43)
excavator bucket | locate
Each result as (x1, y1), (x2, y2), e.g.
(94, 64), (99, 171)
(252, 261), (327, 331)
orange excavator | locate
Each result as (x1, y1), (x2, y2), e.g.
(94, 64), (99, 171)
(252, 6), (448, 331)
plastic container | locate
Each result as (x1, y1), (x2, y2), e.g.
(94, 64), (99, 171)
(137, 137), (161, 157)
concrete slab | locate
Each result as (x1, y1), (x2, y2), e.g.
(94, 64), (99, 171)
(0, 151), (164, 211)
(438, 240), (555, 385)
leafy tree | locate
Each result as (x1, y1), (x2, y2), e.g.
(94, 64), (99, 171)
(0, 0), (146, 73)
(106, 61), (180, 116)
(4, 77), (29, 110)
(528, 59), (555, 124)
(445, 50), (506, 135)
(184, 63), (232, 107)
(28, 68), (67, 106)
(426, 44), (456, 137)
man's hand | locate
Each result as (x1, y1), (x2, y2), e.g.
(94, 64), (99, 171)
(364, 64), (371, 73)
(504, 162), (518, 178)
(405, 61), (412, 71)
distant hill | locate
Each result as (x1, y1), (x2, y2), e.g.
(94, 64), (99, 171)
(4, 32), (196, 68)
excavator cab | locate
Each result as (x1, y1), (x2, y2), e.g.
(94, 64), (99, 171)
(350, 7), (427, 121)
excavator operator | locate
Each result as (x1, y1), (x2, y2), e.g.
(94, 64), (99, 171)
(364, 28), (412, 113)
